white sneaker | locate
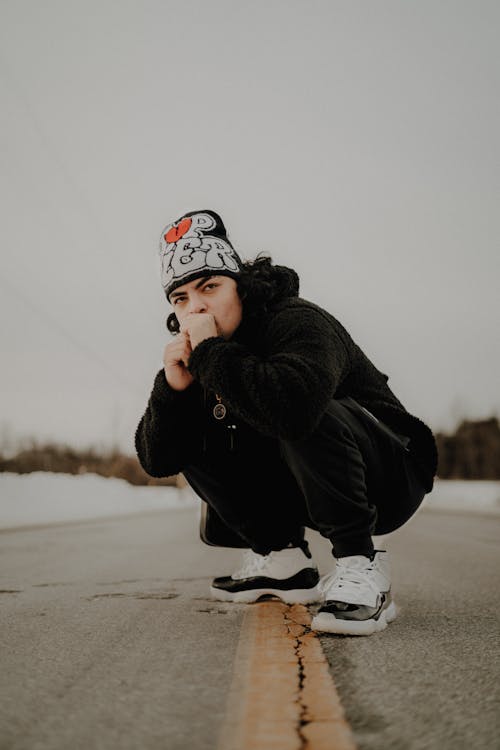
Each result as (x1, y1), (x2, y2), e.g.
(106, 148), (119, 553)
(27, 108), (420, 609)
(311, 551), (397, 635)
(210, 544), (321, 604)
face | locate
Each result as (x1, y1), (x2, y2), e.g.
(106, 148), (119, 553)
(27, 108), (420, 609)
(169, 275), (243, 339)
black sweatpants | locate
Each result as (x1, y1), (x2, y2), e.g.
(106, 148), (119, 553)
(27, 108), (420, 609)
(184, 397), (428, 558)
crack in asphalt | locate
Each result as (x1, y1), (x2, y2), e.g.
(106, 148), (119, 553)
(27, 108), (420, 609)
(284, 607), (313, 750)
(87, 591), (179, 600)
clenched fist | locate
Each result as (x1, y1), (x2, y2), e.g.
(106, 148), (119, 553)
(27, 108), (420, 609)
(163, 332), (194, 391)
(179, 313), (219, 348)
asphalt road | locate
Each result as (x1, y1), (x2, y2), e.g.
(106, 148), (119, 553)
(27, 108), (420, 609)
(1, 505), (499, 750)
(317, 510), (500, 750)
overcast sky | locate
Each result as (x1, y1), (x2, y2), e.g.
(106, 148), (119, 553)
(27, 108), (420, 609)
(1, 0), (499, 452)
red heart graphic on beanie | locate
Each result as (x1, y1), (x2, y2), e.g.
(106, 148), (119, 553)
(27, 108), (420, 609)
(164, 217), (192, 244)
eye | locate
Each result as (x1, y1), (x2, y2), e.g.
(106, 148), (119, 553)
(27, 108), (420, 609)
(173, 297), (185, 305)
(204, 283), (219, 291)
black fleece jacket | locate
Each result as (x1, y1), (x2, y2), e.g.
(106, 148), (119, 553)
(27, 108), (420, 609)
(135, 293), (438, 492)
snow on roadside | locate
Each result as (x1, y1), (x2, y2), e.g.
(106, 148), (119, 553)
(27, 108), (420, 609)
(0, 472), (198, 529)
(422, 479), (500, 515)
(0, 473), (499, 530)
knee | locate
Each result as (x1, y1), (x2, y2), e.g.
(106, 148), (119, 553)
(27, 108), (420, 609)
(284, 399), (353, 447)
(280, 399), (354, 466)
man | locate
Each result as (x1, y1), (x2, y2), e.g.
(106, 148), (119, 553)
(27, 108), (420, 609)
(135, 209), (438, 636)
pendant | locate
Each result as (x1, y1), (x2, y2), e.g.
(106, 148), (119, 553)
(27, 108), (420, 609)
(213, 394), (226, 420)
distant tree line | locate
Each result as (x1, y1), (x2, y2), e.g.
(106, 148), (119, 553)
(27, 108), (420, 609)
(1, 416), (499, 483)
(435, 417), (500, 479)
(0, 442), (178, 487)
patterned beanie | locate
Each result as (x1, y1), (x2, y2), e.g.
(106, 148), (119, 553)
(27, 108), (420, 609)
(159, 209), (244, 301)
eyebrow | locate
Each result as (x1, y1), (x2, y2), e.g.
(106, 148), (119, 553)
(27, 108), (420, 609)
(170, 276), (220, 300)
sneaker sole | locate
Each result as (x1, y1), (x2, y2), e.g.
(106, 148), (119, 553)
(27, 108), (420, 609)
(209, 585), (322, 605)
(311, 600), (397, 636)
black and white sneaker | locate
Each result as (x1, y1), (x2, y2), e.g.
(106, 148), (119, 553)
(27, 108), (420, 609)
(210, 544), (321, 604)
(311, 551), (397, 636)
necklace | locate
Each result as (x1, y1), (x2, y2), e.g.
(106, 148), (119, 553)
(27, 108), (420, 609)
(213, 393), (227, 420)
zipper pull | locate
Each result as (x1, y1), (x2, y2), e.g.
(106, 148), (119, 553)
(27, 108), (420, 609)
(227, 424), (237, 451)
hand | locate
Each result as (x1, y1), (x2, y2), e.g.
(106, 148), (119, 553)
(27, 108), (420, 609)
(179, 313), (219, 349)
(163, 332), (194, 391)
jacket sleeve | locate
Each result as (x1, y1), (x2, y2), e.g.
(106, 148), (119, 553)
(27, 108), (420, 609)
(134, 369), (204, 478)
(186, 306), (350, 440)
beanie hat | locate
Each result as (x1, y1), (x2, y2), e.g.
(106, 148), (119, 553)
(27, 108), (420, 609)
(159, 209), (244, 301)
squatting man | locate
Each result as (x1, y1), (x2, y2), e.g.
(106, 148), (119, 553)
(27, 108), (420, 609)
(135, 209), (438, 636)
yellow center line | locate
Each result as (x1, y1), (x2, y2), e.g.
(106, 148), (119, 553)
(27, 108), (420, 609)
(217, 601), (357, 750)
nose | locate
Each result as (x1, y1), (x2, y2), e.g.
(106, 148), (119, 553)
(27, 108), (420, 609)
(187, 292), (207, 315)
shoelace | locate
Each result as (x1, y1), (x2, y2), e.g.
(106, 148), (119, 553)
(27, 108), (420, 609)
(232, 549), (276, 579)
(318, 560), (381, 601)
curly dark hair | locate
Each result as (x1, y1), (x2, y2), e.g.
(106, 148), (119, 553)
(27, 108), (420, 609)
(165, 255), (300, 334)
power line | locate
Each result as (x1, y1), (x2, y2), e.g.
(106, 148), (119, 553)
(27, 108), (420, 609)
(0, 55), (152, 397)
(0, 273), (144, 395)
(0, 52), (147, 333)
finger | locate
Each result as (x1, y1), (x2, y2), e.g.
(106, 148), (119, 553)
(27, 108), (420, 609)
(172, 341), (190, 362)
(165, 330), (192, 353)
(181, 332), (193, 353)
(164, 341), (189, 363)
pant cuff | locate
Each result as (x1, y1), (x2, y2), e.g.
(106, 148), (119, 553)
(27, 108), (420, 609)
(331, 535), (375, 559)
